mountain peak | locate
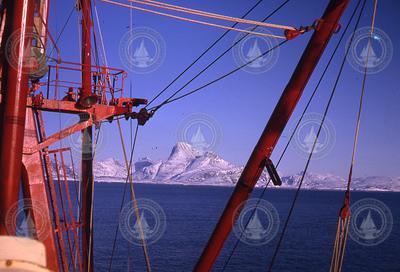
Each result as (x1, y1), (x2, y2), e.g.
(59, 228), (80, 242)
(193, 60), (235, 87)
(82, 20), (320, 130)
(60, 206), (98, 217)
(174, 141), (195, 150)
(169, 142), (198, 160)
(107, 157), (125, 167)
(56, 143), (400, 191)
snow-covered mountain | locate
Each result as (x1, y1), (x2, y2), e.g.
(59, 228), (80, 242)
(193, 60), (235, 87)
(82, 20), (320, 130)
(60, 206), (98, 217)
(55, 142), (400, 191)
(50, 160), (77, 180)
(140, 142), (242, 185)
(93, 158), (127, 180)
(281, 172), (346, 190)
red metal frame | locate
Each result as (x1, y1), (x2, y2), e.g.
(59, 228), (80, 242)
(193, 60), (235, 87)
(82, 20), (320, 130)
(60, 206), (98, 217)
(194, 0), (350, 270)
(35, 108), (71, 271)
(52, 149), (83, 272)
(21, 108), (60, 271)
(0, 1), (147, 271)
(23, 96), (141, 155)
(0, 0), (36, 235)
(0, 0), (350, 271)
(41, 61), (127, 102)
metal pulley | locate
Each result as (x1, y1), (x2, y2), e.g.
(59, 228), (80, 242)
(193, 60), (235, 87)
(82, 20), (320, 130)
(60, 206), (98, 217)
(127, 108), (153, 126)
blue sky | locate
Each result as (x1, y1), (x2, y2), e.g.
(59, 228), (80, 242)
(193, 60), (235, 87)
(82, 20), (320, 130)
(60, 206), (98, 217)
(44, 0), (399, 178)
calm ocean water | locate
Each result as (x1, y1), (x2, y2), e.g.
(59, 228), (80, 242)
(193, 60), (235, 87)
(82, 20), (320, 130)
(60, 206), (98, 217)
(92, 183), (400, 271)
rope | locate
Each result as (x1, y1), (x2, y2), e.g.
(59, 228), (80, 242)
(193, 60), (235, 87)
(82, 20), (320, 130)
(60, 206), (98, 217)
(345, 1), (376, 191)
(221, 0), (363, 268)
(93, 0), (152, 269)
(127, 3), (134, 268)
(68, 148), (82, 271)
(330, 1), (376, 271)
(101, 0), (286, 39)
(93, 0), (116, 99)
(91, 1), (102, 69)
(108, 123), (140, 271)
(330, 216), (350, 272)
(94, 2), (107, 65)
(267, 1), (367, 270)
(130, 0), (296, 31)
(145, 0), (268, 107)
(116, 119), (152, 271)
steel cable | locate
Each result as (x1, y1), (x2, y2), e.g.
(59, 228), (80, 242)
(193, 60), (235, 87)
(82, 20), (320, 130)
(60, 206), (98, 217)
(220, 0), (364, 269)
(145, 0), (268, 108)
(102, 0), (287, 39)
(150, 39), (288, 112)
(330, 1), (377, 271)
(148, 0), (293, 111)
(130, 0), (296, 31)
(267, 1), (367, 271)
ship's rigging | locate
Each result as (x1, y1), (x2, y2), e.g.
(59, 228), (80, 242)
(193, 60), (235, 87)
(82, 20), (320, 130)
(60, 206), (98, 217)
(0, 0), (377, 271)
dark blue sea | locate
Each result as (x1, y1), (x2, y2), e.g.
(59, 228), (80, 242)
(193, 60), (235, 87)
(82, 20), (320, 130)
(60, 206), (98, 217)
(92, 183), (400, 271)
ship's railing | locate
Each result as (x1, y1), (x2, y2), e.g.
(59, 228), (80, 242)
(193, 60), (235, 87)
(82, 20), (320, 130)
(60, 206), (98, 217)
(39, 60), (127, 105)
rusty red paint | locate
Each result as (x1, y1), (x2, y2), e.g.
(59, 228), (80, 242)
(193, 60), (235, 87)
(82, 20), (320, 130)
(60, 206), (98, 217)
(21, 109), (60, 271)
(0, 1), (146, 271)
(78, 0), (97, 109)
(0, 0), (35, 235)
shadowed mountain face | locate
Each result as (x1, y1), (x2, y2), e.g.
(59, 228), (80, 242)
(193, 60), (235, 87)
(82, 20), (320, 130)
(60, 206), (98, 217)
(55, 142), (400, 191)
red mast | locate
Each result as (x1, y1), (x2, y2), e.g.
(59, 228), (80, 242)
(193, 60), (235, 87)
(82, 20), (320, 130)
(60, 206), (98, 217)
(79, 0), (95, 271)
(0, 0), (35, 234)
(195, 0), (350, 270)
(0, 0), (148, 270)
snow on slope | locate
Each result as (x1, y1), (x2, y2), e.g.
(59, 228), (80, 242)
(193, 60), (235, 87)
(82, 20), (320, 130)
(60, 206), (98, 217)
(155, 142), (198, 181)
(94, 158), (127, 180)
(281, 172), (346, 190)
(55, 142), (400, 191)
(133, 157), (162, 181)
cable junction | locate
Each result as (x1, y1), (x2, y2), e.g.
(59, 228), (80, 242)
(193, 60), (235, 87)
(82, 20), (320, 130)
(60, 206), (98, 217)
(101, 0), (306, 39)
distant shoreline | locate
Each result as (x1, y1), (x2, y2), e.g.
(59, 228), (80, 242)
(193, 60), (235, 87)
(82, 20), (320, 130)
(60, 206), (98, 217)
(89, 179), (400, 192)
